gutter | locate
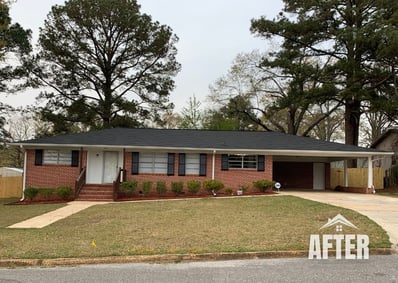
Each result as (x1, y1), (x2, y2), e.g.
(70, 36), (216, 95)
(11, 143), (393, 158)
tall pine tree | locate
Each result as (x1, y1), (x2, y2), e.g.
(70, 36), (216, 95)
(251, 0), (398, 152)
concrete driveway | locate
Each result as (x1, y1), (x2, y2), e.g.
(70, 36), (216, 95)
(282, 191), (398, 251)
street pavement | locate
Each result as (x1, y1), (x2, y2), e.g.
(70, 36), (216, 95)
(0, 256), (397, 283)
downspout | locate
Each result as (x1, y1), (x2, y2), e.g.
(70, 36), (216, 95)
(122, 148), (126, 182)
(20, 146), (27, 201)
(212, 150), (216, 180)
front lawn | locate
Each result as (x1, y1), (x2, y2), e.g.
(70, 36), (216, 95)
(0, 196), (390, 259)
(0, 198), (66, 227)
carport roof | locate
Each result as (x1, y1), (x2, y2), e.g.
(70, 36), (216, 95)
(14, 128), (392, 158)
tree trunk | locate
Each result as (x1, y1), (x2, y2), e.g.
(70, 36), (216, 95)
(287, 108), (297, 135)
(345, 98), (361, 167)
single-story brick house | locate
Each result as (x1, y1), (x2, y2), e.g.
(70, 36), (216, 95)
(14, 128), (392, 200)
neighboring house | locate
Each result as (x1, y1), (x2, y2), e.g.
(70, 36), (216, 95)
(13, 128), (392, 200)
(0, 167), (23, 177)
(371, 128), (398, 170)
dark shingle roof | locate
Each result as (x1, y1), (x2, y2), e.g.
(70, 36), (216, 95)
(16, 128), (386, 155)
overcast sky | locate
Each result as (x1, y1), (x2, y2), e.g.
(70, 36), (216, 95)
(7, 0), (284, 111)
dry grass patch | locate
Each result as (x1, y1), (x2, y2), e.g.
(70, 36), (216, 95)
(0, 196), (390, 259)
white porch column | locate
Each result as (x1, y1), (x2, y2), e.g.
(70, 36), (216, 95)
(344, 160), (348, 187)
(368, 156), (373, 189)
(212, 150), (216, 180)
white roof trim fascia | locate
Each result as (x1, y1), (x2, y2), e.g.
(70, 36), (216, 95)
(15, 143), (394, 157)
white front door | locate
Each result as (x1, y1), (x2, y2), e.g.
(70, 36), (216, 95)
(313, 163), (325, 190)
(103, 151), (119, 184)
(87, 151), (121, 184)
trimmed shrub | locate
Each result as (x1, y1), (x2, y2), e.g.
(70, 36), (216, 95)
(253, 179), (275, 192)
(187, 180), (201, 195)
(156, 181), (167, 195)
(142, 181), (152, 196)
(225, 188), (233, 195)
(203, 180), (224, 195)
(120, 180), (138, 195)
(24, 187), (39, 201)
(240, 185), (249, 193)
(171, 181), (184, 195)
(56, 186), (73, 200)
(39, 188), (55, 200)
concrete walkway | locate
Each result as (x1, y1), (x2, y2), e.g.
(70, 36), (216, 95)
(282, 191), (398, 251)
(7, 201), (108, 229)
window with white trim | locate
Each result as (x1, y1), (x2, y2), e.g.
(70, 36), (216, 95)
(228, 154), (257, 169)
(139, 153), (168, 174)
(43, 150), (72, 165)
(186, 154), (200, 174)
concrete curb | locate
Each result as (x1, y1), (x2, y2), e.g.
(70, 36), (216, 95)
(0, 248), (393, 268)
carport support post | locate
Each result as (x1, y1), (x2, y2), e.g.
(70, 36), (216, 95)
(344, 160), (348, 187)
(368, 156), (373, 190)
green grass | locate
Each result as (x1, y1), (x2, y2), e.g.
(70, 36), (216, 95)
(0, 196), (390, 259)
(0, 198), (66, 227)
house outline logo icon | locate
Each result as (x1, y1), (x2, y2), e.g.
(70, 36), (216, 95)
(319, 214), (358, 232)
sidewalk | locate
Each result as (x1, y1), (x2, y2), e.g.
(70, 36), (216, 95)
(282, 191), (398, 251)
(7, 201), (108, 229)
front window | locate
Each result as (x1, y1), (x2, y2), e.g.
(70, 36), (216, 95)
(43, 150), (72, 165)
(139, 152), (168, 174)
(228, 155), (257, 169)
(186, 154), (200, 174)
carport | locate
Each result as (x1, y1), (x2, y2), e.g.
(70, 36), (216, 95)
(271, 150), (392, 191)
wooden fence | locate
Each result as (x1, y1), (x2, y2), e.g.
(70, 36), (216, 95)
(0, 176), (23, 198)
(330, 168), (384, 189)
(384, 165), (398, 187)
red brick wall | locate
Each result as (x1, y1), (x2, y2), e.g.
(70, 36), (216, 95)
(124, 152), (273, 192)
(26, 148), (330, 192)
(213, 154), (273, 191)
(25, 149), (86, 188)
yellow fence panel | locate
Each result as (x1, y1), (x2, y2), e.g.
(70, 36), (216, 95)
(0, 176), (23, 198)
(330, 168), (384, 189)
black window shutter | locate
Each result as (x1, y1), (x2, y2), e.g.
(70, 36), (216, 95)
(131, 152), (139, 175)
(199, 154), (207, 176)
(71, 150), (79, 167)
(35, 149), (43, 166)
(257, 155), (265, 171)
(221, 154), (229, 171)
(178, 153), (186, 176)
(167, 153), (175, 176)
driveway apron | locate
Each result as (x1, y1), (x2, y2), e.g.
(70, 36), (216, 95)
(283, 191), (398, 251)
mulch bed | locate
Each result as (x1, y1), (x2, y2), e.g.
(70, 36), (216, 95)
(116, 191), (277, 202)
(6, 199), (72, 205)
(5, 192), (278, 205)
